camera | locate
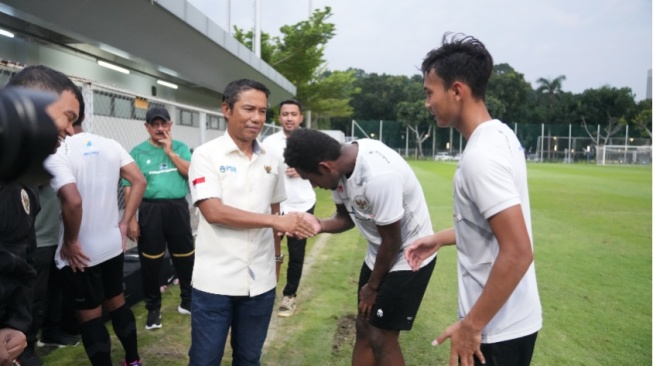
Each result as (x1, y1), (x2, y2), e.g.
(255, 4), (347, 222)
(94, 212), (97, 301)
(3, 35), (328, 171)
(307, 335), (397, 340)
(0, 87), (59, 184)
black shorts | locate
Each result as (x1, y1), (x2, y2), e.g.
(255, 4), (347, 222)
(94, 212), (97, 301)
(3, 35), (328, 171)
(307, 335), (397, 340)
(62, 253), (125, 310)
(477, 331), (538, 366)
(357, 256), (436, 331)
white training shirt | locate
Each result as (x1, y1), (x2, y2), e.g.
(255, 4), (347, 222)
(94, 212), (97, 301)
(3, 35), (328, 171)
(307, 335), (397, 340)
(189, 132), (286, 296)
(45, 132), (134, 269)
(453, 119), (542, 343)
(332, 139), (435, 271)
(262, 131), (316, 213)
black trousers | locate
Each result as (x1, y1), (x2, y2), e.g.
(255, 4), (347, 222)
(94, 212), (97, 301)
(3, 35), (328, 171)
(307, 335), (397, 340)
(25, 246), (55, 346)
(282, 205), (315, 297)
(138, 198), (195, 311)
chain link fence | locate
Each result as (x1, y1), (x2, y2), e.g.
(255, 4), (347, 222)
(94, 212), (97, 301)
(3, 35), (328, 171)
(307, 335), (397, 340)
(349, 119), (651, 163)
(1, 62), (283, 248)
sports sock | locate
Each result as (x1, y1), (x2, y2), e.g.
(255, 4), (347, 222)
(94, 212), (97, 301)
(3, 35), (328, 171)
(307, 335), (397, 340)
(110, 303), (140, 363)
(80, 317), (112, 366)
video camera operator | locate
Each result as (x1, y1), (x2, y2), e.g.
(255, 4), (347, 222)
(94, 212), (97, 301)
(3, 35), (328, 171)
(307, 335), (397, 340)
(0, 65), (80, 366)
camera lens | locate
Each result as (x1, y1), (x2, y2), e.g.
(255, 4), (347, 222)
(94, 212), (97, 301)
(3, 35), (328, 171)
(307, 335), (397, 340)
(0, 87), (59, 184)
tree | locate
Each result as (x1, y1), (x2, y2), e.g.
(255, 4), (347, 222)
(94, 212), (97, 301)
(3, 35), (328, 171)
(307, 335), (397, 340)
(396, 99), (432, 159)
(233, 7), (357, 124)
(302, 69), (360, 128)
(486, 63), (534, 123)
(536, 75), (566, 100)
(632, 99), (652, 138)
(578, 86), (637, 145)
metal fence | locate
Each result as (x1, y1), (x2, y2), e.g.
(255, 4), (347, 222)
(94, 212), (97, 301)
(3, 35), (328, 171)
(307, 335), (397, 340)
(1, 63), (283, 248)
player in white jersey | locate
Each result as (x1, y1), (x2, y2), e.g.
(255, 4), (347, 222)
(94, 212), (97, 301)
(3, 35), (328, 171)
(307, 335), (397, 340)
(46, 118), (146, 366)
(405, 33), (542, 366)
(284, 129), (436, 366)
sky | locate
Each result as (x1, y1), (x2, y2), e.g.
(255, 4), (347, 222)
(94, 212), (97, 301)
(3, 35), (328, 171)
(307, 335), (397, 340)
(188, 0), (652, 101)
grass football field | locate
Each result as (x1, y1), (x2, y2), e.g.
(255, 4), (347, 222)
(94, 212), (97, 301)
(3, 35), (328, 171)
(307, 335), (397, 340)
(42, 162), (651, 366)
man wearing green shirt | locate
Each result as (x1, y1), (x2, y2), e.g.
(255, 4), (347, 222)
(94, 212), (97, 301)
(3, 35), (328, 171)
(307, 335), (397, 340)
(123, 106), (195, 330)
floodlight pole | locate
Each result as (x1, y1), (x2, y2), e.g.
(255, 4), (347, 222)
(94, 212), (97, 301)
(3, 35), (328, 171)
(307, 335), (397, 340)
(254, 0), (261, 57)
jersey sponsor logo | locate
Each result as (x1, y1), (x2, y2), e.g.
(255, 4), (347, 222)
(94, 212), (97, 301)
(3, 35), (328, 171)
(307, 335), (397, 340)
(264, 165), (271, 174)
(82, 139), (100, 156)
(148, 168), (178, 175)
(20, 189), (30, 214)
(376, 308), (383, 318)
(337, 185), (343, 193)
(192, 177), (205, 186)
(219, 165), (237, 173)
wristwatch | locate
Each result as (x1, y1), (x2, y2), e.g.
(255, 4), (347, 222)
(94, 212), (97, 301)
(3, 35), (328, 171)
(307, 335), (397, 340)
(275, 253), (284, 263)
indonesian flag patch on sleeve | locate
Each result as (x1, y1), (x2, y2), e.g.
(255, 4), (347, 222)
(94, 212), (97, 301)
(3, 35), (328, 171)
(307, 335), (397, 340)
(192, 177), (205, 186)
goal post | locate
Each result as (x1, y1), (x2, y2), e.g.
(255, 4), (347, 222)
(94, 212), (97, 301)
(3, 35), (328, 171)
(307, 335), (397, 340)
(595, 145), (652, 165)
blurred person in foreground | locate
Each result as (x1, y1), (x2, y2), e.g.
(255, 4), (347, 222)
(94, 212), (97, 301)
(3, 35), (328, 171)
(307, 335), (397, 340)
(284, 128), (437, 366)
(2, 65), (79, 366)
(262, 99), (317, 318)
(187, 79), (315, 365)
(405, 33), (542, 366)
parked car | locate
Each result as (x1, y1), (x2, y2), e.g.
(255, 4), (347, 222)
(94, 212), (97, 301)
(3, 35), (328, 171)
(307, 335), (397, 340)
(434, 152), (453, 161)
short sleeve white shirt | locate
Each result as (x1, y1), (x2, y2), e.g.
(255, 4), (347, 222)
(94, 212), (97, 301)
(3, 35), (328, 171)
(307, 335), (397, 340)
(189, 132), (286, 296)
(331, 139), (435, 271)
(262, 131), (316, 212)
(45, 132), (134, 269)
(453, 120), (542, 343)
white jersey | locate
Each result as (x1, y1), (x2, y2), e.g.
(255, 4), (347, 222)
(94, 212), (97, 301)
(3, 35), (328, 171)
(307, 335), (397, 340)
(46, 132), (134, 269)
(262, 131), (316, 212)
(453, 119), (542, 343)
(332, 139), (435, 271)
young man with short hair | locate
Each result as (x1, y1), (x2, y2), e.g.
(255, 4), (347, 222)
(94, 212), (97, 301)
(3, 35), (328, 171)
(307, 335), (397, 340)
(262, 99), (316, 317)
(405, 33), (542, 366)
(284, 129), (437, 366)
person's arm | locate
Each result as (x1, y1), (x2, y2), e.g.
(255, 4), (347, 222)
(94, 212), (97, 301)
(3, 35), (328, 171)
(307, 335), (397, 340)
(58, 183), (90, 272)
(123, 186), (140, 241)
(435, 205), (533, 366)
(271, 202), (282, 281)
(161, 133), (190, 178)
(315, 203), (355, 234)
(405, 227), (456, 271)
(120, 163), (146, 251)
(358, 220), (404, 319)
(197, 198), (315, 238)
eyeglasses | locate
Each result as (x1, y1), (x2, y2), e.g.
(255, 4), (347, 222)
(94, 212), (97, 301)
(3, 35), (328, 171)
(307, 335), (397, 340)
(148, 121), (171, 128)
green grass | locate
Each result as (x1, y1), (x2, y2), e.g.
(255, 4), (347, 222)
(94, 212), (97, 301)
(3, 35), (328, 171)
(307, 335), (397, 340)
(41, 162), (652, 365)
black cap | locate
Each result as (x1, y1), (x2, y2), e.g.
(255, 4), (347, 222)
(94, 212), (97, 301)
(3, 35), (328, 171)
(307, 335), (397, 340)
(146, 106), (171, 124)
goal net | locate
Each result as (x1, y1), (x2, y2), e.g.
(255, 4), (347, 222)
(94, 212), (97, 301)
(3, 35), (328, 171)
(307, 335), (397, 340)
(595, 145), (652, 165)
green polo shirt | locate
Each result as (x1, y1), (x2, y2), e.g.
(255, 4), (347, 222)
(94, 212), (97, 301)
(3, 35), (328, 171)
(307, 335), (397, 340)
(123, 140), (192, 199)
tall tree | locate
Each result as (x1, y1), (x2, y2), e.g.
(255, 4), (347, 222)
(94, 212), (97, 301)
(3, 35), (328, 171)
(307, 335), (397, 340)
(632, 99), (652, 138)
(396, 100), (432, 159)
(486, 63), (534, 123)
(233, 7), (357, 124)
(536, 75), (567, 99)
(579, 86), (637, 145)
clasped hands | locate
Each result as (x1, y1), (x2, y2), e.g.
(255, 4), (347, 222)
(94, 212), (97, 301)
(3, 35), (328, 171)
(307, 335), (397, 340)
(274, 212), (321, 239)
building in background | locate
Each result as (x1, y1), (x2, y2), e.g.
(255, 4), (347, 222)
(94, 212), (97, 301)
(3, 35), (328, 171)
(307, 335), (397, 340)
(0, 0), (295, 110)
